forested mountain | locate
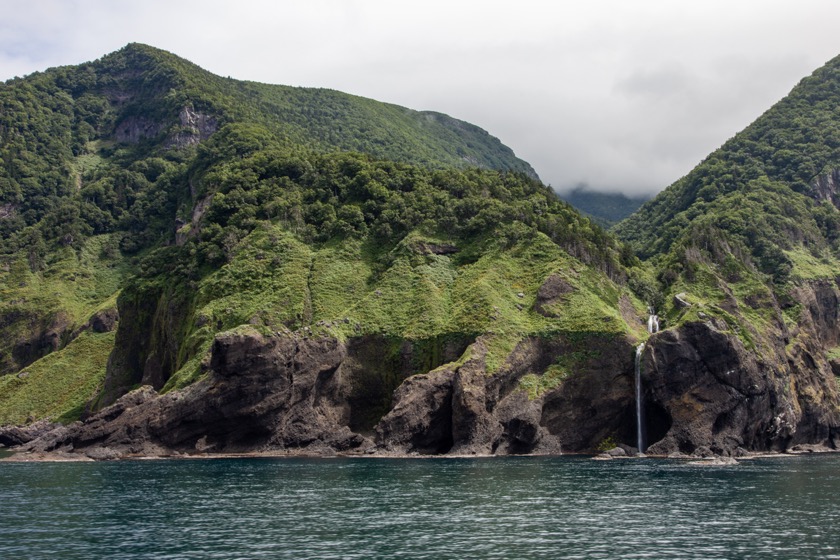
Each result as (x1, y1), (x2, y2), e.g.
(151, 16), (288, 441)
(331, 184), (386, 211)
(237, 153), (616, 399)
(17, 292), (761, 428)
(0, 42), (556, 381)
(616, 56), (840, 280)
(559, 187), (650, 227)
(0, 44), (649, 456)
(2, 45), (839, 460)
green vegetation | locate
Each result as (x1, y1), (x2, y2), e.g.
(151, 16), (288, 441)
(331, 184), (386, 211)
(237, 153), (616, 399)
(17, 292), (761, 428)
(595, 436), (618, 452)
(10, 41), (840, 435)
(520, 364), (570, 400)
(9, 41), (840, 437)
(0, 330), (114, 424)
(0, 43), (653, 426)
(0, 233), (127, 375)
(614, 54), (840, 349)
(616, 54), (840, 268)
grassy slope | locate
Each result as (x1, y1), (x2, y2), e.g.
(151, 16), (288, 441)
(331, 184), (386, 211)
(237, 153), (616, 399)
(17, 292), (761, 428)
(612, 55), (840, 349)
(0, 330), (115, 424)
(163, 224), (649, 394)
(0, 235), (127, 372)
(0, 235), (127, 423)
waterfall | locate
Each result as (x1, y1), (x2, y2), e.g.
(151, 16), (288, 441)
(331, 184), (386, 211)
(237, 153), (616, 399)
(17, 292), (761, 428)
(647, 308), (659, 334)
(635, 342), (645, 453)
(635, 309), (657, 454)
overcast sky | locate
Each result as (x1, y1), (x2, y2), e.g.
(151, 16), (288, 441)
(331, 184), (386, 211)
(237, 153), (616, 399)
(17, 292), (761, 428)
(3, 1), (840, 196)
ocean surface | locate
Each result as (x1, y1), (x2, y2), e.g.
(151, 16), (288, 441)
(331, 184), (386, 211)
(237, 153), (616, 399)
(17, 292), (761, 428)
(1, 453), (839, 559)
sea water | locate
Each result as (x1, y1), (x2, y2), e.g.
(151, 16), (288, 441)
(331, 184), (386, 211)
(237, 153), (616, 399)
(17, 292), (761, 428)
(1, 454), (839, 559)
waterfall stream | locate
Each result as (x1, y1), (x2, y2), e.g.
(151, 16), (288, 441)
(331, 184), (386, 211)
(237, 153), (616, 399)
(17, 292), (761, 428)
(635, 342), (645, 453)
(647, 308), (659, 334)
(635, 310), (658, 453)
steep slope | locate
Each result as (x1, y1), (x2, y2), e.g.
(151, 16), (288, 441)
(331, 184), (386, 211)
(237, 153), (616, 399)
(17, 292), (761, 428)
(616, 55), (840, 273)
(6, 45), (840, 460)
(612, 55), (840, 455)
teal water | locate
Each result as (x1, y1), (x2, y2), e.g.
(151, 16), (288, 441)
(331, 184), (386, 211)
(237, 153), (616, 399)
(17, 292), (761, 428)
(1, 455), (839, 559)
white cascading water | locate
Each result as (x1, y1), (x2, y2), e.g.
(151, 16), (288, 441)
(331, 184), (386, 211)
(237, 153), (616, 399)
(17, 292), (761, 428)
(647, 308), (659, 334)
(635, 342), (645, 453)
(636, 310), (658, 454)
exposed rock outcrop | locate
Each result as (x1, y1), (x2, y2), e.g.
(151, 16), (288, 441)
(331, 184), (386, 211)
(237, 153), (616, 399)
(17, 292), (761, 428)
(6, 311), (72, 375)
(0, 420), (62, 447)
(811, 168), (840, 210)
(534, 274), (574, 316)
(164, 106), (218, 148)
(114, 105), (217, 148)
(114, 116), (164, 144)
(11, 280), (840, 460)
(375, 334), (623, 455)
(643, 281), (840, 456)
(21, 328), (367, 458)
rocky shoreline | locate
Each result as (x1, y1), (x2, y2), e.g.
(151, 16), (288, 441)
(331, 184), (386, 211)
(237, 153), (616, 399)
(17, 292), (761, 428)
(3, 276), (840, 463)
(3, 443), (837, 464)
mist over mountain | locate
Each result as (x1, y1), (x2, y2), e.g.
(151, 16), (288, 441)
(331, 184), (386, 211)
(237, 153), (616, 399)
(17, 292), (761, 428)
(558, 187), (651, 227)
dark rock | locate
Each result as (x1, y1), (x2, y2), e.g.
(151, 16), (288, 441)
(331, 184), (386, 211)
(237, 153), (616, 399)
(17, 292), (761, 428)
(20, 329), (371, 458)
(534, 274), (574, 316)
(89, 308), (119, 333)
(642, 312), (840, 456)
(673, 292), (692, 309)
(540, 334), (637, 452)
(13, 277), (840, 460)
(617, 443), (637, 456)
(788, 443), (833, 454)
(115, 116), (163, 143)
(375, 336), (557, 455)
(9, 311), (71, 375)
(450, 341), (503, 454)
(411, 240), (458, 255)
(374, 366), (454, 454)
(692, 446), (715, 458)
(0, 420), (62, 447)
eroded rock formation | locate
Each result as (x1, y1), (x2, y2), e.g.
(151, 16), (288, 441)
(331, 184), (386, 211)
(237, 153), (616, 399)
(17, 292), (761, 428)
(10, 279), (840, 460)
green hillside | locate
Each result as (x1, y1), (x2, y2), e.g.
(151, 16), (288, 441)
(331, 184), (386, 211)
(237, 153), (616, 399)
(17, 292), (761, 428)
(612, 55), (840, 353)
(616, 55), (840, 274)
(0, 44), (642, 426)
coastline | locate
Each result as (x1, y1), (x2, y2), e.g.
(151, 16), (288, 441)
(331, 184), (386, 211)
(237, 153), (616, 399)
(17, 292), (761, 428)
(2, 444), (837, 464)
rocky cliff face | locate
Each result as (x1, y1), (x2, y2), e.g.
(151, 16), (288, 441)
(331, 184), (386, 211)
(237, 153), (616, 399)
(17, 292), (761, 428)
(8, 278), (840, 460)
(18, 329), (366, 458)
(114, 105), (217, 148)
(642, 280), (840, 456)
(13, 326), (635, 458)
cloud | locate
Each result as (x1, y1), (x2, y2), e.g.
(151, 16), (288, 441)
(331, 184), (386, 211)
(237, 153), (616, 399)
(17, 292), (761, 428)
(2, 0), (840, 196)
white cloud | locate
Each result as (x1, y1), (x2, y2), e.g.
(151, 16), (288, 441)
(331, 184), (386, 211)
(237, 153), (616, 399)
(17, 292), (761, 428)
(2, 0), (840, 196)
